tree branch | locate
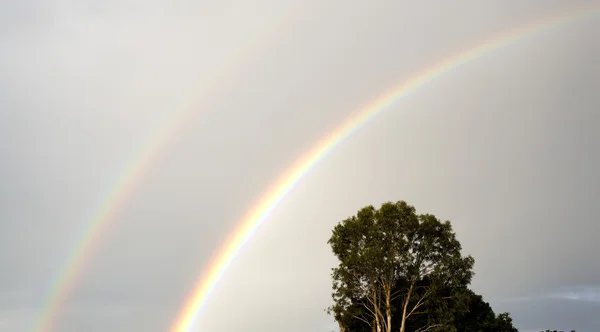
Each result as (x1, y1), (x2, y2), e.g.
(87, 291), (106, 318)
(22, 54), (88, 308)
(352, 314), (372, 326)
(359, 301), (377, 319)
(407, 311), (428, 315)
(406, 286), (434, 319)
(415, 323), (442, 332)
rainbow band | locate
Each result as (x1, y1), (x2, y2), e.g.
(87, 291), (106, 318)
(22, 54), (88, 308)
(30, 6), (307, 332)
(170, 5), (600, 332)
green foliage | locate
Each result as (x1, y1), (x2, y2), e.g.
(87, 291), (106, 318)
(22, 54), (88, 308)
(327, 201), (488, 332)
(392, 284), (520, 332)
(453, 290), (499, 331)
(324, 200), (576, 332)
(491, 312), (519, 332)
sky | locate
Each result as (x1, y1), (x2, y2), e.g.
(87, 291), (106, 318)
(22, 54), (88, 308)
(0, 0), (599, 331)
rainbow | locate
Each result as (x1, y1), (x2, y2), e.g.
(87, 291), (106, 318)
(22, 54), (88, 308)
(169, 4), (600, 332)
(29, 6), (307, 332)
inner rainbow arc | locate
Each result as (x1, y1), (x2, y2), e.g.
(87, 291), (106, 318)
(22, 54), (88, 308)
(169, 5), (600, 332)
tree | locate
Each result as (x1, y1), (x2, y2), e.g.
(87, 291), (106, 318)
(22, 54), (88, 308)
(327, 201), (475, 332)
(326, 296), (371, 332)
(493, 312), (519, 332)
(327, 205), (393, 332)
(392, 284), (519, 332)
(453, 290), (502, 332)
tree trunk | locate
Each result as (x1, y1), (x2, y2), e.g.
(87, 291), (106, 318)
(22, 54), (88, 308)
(399, 281), (415, 332)
(385, 284), (392, 332)
(373, 287), (382, 332)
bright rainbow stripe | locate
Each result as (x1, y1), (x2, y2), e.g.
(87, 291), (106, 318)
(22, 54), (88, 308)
(170, 4), (600, 332)
(30, 6), (308, 332)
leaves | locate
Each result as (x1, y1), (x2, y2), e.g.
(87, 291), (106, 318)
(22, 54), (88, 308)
(327, 200), (478, 332)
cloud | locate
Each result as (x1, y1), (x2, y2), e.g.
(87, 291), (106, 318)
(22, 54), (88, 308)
(1, 0), (599, 331)
(505, 286), (600, 304)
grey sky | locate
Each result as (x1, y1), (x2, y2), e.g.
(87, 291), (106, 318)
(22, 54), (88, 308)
(1, 0), (599, 331)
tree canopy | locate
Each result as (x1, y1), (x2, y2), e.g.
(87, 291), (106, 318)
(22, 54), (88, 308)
(326, 201), (518, 332)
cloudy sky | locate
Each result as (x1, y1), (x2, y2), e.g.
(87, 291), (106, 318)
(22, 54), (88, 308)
(1, 0), (599, 331)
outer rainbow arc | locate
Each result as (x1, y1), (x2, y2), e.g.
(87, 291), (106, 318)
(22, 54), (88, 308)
(30, 5), (308, 332)
(170, 4), (600, 332)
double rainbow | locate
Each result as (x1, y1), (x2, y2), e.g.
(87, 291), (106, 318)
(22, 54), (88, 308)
(30, 5), (306, 332)
(169, 4), (600, 332)
(29, 3), (599, 332)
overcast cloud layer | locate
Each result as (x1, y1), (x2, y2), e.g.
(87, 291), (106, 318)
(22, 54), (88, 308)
(1, 1), (599, 331)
